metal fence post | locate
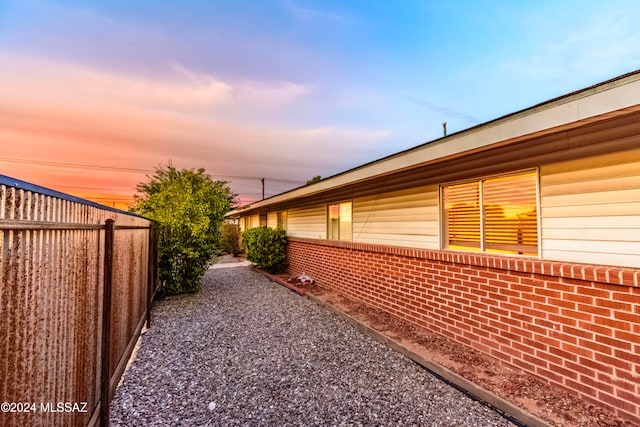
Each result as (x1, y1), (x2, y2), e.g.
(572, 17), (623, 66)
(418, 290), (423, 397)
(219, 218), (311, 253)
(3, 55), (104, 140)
(100, 219), (114, 427)
(146, 222), (158, 328)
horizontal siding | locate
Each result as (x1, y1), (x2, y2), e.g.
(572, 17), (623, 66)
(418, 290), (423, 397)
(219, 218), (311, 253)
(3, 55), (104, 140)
(242, 214), (260, 230)
(353, 185), (439, 249)
(267, 212), (277, 228)
(540, 148), (640, 268)
(287, 205), (326, 239)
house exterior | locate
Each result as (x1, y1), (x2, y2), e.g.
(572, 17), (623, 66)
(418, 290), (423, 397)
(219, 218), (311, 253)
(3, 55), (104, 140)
(227, 71), (640, 423)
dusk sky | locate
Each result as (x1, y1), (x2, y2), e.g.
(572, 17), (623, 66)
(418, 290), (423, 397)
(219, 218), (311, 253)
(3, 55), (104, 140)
(1, 0), (639, 209)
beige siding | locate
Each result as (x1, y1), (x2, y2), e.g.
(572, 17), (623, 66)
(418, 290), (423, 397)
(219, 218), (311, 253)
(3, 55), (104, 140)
(540, 148), (640, 267)
(267, 211), (277, 228)
(353, 185), (439, 249)
(241, 214), (260, 231)
(287, 205), (326, 239)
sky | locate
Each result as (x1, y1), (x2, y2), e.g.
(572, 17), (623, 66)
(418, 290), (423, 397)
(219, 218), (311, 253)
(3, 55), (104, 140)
(1, 0), (639, 209)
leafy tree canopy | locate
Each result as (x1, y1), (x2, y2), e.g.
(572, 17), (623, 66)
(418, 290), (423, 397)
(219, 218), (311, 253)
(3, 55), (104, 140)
(132, 163), (236, 295)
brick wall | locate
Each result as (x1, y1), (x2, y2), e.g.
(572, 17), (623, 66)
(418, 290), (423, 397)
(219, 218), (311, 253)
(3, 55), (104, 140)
(286, 237), (640, 424)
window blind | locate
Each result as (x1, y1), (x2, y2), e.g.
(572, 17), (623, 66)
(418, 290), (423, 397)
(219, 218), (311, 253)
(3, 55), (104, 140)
(443, 172), (538, 255)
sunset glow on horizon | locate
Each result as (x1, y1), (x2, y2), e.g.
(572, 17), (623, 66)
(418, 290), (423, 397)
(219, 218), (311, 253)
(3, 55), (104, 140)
(2, 0), (640, 209)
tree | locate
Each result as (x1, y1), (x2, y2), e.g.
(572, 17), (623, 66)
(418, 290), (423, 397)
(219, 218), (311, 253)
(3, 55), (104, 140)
(131, 164), (236, 295)
(306, 175), (321, 185)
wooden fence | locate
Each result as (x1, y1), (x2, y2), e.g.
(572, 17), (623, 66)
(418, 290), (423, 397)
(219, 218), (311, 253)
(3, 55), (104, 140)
(0, 175), (158, 427)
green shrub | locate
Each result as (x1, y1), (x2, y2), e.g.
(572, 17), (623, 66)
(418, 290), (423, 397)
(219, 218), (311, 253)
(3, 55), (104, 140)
(242, 227), (287, 273)
(219, 222), (241, 256)
(131, 164), (235, 295)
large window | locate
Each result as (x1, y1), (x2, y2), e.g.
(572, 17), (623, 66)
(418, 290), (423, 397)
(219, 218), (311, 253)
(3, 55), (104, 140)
(442, 171), (538, 255)
(327, 201), (352, 241)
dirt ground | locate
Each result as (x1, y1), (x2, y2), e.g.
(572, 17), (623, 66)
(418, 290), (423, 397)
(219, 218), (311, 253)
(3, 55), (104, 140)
(277, 274), (634, 427)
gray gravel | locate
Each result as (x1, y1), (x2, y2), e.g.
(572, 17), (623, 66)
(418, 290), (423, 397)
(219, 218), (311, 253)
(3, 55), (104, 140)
(110, 267), (516, 426)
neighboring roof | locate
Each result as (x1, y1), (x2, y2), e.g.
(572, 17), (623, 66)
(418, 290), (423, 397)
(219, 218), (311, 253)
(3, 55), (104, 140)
(0, 174), (145, 218)
(228, 70), (640, 217)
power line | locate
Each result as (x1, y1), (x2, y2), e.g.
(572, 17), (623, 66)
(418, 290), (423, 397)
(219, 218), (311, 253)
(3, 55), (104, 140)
(0, 157), (305, 184)
(0, 156), (152, 173)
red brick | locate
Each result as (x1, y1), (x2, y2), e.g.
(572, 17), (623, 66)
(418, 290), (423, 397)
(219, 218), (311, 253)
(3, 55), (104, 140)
(549, 346), (578, 363)
(576, 286), (611, 299)
(500, 315), (522, 329)
(611, 288), (640, 306)
(617, 388), (640, 410)
(522, 306), (548, 320)
(594, 334), (633, 351)
(598, 391), (638, 416)
(580, 356), (615, 375)
(519, 277), (545, 288)
(547, 280), (577, 292)
(532, 302), (560, 315)
(534, 287), (561, 298)
(564, 378), (598, 399)
(595, 315), (635, 331)
(564, 359), (596, 377)
(595, 298), (633, 311)
(509, 325), (534, 341)
(615, 368), (640, 384)
(600, 375), (637, 393)
(499, 343), (523, 359)
(581, 375), (615, 395)
(614, 311), (640, 324)
(563, 292), (594, 305)
(614, 349), (640, 365)
(577, 303), (612, 317)
(562, 325), (594, 340)
(548, 313), (577, 327)
(595, 352), (632, 371)
(537, 335), (561, 348)
(580, 338), (613, 356)
(512, 358), (536, 373)
(536, 367), (564, 384)
(561, 308), (593, 322)
(562, 342), (594, 359)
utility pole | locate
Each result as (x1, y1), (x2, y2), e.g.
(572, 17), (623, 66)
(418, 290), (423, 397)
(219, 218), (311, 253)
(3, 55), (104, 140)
(261, 178), (265, 200)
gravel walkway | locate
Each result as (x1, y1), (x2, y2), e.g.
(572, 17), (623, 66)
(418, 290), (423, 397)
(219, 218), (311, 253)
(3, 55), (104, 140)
(110, 266), (516, 426)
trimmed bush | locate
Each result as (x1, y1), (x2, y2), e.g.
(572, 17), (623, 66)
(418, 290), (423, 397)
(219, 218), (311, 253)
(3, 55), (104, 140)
(219, 222), (241, 256)
(242, 227), (287, 273)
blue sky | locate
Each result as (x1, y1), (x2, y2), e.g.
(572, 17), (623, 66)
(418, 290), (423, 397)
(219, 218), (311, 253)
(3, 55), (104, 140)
(1, 0), (639, 206)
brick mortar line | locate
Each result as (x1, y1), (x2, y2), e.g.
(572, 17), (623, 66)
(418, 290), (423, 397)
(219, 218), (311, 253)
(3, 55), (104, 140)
(287, 237), (640, 288)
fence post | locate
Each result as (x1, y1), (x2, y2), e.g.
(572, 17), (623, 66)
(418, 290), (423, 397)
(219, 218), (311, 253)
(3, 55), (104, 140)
(146, 222), (158, 328)
(100, 219), (115, 427)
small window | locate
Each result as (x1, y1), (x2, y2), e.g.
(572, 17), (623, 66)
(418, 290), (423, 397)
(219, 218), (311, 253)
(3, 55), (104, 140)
(277, 211), (288, 230)
(259, 212), (267, 227)
(327, 201), (352, 241)
(442, 171), (538, 255)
